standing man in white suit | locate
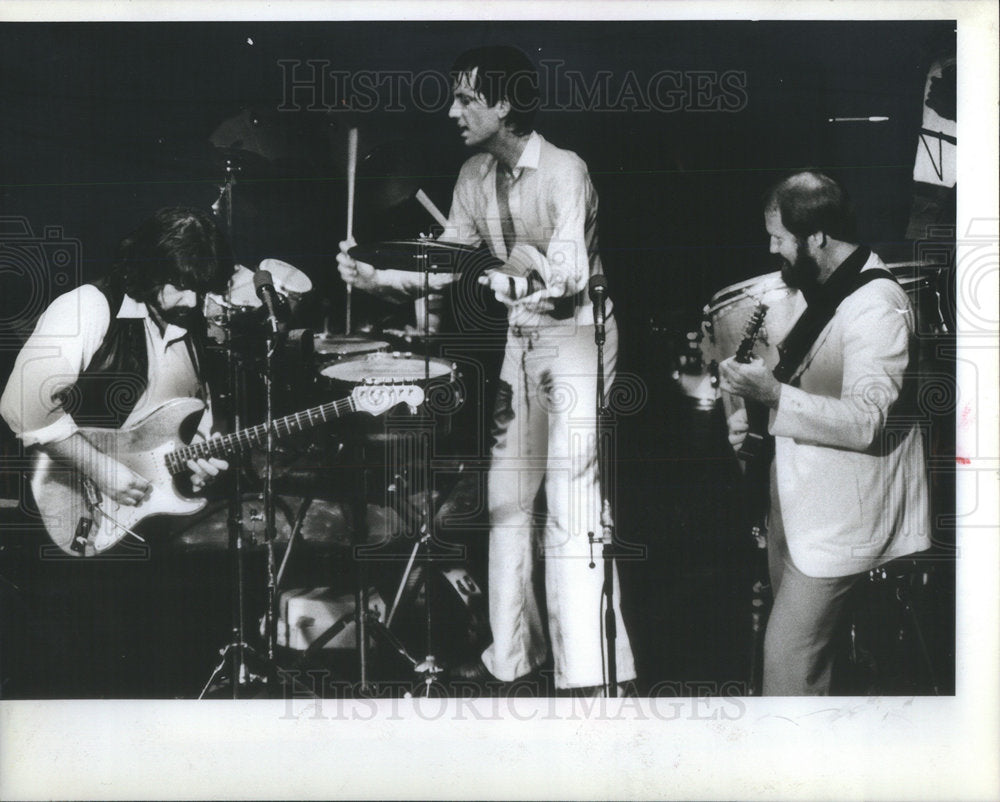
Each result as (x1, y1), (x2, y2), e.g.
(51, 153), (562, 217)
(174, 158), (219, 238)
(720, 170), (930, 695)
(338, 45), (636, 694)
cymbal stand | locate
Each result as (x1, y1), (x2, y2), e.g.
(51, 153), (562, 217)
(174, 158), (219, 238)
(199, 158), (284, 699)
(410, 236), (446, 692)
(201, 161), (255, 698)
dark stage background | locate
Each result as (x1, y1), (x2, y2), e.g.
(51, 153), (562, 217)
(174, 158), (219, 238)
(0, 20), (956, 698)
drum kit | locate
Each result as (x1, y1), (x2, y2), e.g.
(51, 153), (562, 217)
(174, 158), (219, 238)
(189, 128), (496, 699)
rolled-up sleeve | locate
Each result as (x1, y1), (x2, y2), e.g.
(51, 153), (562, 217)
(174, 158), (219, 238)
(1, 286), (110, 446)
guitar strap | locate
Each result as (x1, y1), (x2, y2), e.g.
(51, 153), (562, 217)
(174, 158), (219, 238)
(749, 251), (897, 523)
(773, 247), (897, 385)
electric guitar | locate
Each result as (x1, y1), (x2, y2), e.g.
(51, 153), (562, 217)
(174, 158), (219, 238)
(30, 383), (424, 557)
(732, 303), (770, 696)
(734, 303), (770, 465)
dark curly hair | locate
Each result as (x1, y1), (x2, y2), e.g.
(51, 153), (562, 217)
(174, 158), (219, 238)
(109, 207), (235, 303)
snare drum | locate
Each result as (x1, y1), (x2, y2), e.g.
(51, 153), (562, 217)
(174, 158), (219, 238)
(313, 333), (390, 363)
(320, 351), (455, 387)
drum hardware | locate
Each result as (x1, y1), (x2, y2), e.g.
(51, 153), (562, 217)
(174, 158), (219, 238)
(199, 172), (313, 696)
(197, 305), (289, 698)
(329, 231), (473, 692)
(200, 162), (266, 699)
(196, 338), (272, 698)
(205, 262), (313, 349)
(313, 332), (390, 363)
(673, 331), (718, 412)
(849, 559), (941, 695)
(883, 260), (949, 336)
(348, 238), (502, 275)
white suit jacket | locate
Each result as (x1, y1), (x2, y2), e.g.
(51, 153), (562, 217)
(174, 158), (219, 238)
(770, 253), (932, 577)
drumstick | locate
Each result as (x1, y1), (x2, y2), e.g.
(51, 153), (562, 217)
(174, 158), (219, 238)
(345, 127), (358, 334)
(415, 188), (449, 230)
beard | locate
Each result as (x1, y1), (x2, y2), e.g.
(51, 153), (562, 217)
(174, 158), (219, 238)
(780, 241), (821, 290)
(154, 303), (203, 330)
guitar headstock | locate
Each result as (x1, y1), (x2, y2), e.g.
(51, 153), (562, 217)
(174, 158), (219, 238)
(351, 382), (426, 416)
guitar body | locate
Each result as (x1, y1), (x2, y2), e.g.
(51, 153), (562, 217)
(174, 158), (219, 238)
(30, 385), (424, 556)
(31, 397), (209, 556)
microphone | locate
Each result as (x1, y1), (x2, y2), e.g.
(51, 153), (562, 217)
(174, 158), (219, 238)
(588, 273), (608, 345)
(253, 269), (281, 333)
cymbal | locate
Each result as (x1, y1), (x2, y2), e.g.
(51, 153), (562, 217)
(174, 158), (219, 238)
(349, 239), (503, 273)
(210, 108), (334, 172)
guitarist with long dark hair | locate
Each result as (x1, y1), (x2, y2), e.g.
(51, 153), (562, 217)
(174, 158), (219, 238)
(719, 171), (931, 695)
(2, 208), (235, 553)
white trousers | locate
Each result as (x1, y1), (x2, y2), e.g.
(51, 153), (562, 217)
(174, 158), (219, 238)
(480, 317), (637, 689)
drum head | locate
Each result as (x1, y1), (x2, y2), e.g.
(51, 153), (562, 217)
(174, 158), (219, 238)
(314, 334), (390, 360)
(259, 258), (313, 296)
(701, 270), (799, 369)
(209, 264), (263, 309)
(320, 352), (453, 384)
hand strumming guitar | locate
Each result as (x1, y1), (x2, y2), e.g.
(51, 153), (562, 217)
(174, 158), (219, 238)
(719, 355), (782, 409)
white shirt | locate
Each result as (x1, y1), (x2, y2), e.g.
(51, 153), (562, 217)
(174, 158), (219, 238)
(1, 285), (213, 446)
(443, 131), (606, 328)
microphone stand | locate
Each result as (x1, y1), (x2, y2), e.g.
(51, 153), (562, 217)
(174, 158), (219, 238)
(589, 295), (618, 697)
(261, 311), (283, 670)
(201, 158), (258, 698)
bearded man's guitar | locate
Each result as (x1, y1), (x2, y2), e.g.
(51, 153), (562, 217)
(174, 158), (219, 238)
(30, 383), (424, 556)
(731, 303), (771, 696)
(734, 303), (771, 466)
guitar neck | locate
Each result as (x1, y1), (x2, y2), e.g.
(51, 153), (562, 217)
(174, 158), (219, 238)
(165, 396), (357, 474)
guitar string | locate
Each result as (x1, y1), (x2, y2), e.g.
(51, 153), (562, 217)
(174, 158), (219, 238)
(169, 396), (355, 471)
(162, 391), (426, 473)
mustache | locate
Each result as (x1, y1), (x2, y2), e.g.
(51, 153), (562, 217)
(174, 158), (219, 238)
(159, 306), (204, 328)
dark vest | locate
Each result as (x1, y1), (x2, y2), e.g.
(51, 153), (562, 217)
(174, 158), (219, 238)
(56, 281), (207, 429)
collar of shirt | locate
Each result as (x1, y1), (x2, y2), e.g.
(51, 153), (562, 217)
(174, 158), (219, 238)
(116, 293), (190, 350)
(478, 130), (542, 182)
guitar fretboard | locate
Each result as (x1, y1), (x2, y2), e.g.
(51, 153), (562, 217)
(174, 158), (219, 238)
(164, 396), (356, 475)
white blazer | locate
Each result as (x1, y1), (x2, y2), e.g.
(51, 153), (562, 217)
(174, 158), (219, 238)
(770, 253), (932, 577)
